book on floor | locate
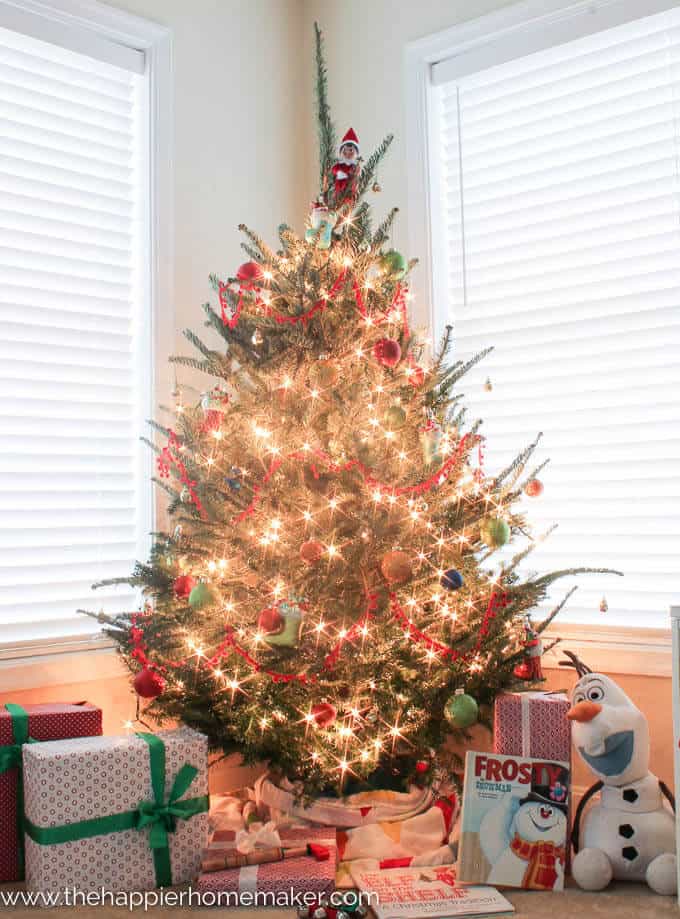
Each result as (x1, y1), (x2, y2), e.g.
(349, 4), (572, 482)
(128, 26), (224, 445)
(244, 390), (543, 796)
(457, 750), (570, 891)
(351, 864), (514, 918)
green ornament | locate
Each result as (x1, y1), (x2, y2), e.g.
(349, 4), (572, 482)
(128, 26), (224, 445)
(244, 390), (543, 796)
(380, 249), (407, 280)
(420, 425), (443, 466)
(444, 690), (479, 729)
(188, 582), (214, 610)
(384, 405), (407, 428)
(481, 517), (510, 548)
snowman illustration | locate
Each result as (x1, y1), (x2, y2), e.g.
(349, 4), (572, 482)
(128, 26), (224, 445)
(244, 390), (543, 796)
(479, 766), (568, 889)
(561, 651), (677, 895)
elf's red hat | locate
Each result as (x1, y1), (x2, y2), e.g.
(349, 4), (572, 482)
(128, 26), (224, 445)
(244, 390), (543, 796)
(339, 127), (359, 152)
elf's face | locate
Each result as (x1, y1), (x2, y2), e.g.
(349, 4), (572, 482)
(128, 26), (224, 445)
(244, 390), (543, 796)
(340, 143), (358, 162)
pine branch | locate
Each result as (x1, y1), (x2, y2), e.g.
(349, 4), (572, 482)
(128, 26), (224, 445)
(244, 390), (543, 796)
(536, 586), (579, 634)
(314, 23), (336, 187)
(152, 476), (180, 501)
(146, 419), (172, 439)
(371, 208), (399, 249)
(140, 436), (162, 456)
(357, 134), (395, 198)
(494, 433), (542, 486)
(239, 224), (277, 265)
(183, 328), (221, 363)
(240, 242), (263, 263)
(531, 567), (624, 589)
(168, 355), (216, 376)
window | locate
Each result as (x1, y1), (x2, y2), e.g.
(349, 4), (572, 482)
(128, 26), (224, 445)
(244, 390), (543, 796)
(0, 2), (171, 650)
(424, 0), (680, 630)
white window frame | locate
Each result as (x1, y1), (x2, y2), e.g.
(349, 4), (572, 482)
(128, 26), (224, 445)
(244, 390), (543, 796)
(404, 0), (678, 676)
(0, 0), (173, 685)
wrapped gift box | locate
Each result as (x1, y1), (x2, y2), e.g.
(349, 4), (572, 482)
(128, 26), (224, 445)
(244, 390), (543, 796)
(0, 701), (102, 883)
(23, 727), (209, 894)
(197, 825), (337, 898)
(494, 691), (571, 762)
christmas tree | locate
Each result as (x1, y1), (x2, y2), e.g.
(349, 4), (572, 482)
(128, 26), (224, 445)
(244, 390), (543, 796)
(92, 26), (617, 797)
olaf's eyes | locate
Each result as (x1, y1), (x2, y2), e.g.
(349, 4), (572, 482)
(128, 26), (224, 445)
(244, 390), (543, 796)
(587, 686), (604, 702)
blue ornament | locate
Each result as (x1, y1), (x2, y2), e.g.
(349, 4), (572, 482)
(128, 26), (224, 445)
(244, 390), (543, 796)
(441, 568), (463, 591)
(225, 466), (242, 491)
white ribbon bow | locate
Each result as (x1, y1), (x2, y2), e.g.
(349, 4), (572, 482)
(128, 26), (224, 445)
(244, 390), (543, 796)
(235, 820), (282, 854)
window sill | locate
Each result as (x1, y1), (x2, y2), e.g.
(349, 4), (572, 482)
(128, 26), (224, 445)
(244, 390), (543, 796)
(0, 635), (126, 692)
(0, 622), (671, 695)
(543, 622), (671, 677)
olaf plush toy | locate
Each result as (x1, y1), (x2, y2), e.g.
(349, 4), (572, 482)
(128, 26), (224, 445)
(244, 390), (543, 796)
(561, 651), (677, 895)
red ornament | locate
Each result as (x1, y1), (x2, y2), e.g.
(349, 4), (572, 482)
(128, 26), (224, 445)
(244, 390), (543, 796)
(300, 539), (324, 565)
(172, 574), (196, 600)
(310, 702), (337, 728)
(408, 364), (426, 387)
(133, 667), (165, 699)
(415, 760), (429, 774)
(373, 338), (401, 368)
(524, 478), (544, 497)
(236, 261), (264, 285)
(513, 661), (532, 681)
(258, 606), (284, 634)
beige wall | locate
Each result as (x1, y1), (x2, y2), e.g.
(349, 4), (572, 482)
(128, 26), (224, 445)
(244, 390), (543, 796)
(109, 0), (308, 358)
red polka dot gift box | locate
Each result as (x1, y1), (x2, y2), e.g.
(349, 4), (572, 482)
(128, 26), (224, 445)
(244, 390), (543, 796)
(22, 727), (209, 896)
(197, 825), (337, 899)
(493, 691), (571, 763)
(0, 701), (102, 883)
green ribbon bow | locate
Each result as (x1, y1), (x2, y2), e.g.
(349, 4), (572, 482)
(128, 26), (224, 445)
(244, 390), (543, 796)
(0, 703), (36, 877)
(24, 731), (208, 888)
(134, 733), (208, 886)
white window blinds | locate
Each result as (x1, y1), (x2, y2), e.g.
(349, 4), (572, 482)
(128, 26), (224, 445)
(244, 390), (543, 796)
(430, 5), (680, 629)
(0, 22), (150, 646)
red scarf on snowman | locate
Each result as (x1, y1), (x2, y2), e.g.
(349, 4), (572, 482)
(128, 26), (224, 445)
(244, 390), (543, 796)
(510, 833), (565, 890)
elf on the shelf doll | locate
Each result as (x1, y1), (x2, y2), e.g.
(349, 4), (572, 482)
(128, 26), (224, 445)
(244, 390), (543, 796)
(332, 128), (360, 199)
(513, 616), (544, 681)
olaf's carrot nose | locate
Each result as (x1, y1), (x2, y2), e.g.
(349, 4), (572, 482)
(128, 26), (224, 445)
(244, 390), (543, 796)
(567, 700), (602, 722)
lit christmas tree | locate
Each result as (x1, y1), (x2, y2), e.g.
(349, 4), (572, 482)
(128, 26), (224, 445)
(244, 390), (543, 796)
(91, 26), (617, 797)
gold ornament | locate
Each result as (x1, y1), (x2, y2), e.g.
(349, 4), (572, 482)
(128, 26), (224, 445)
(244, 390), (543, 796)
(372, 180), (382, 193)
(484, 378), (493, 392)
(599, 596), (608, 613)
(380, 549), (413, 584)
